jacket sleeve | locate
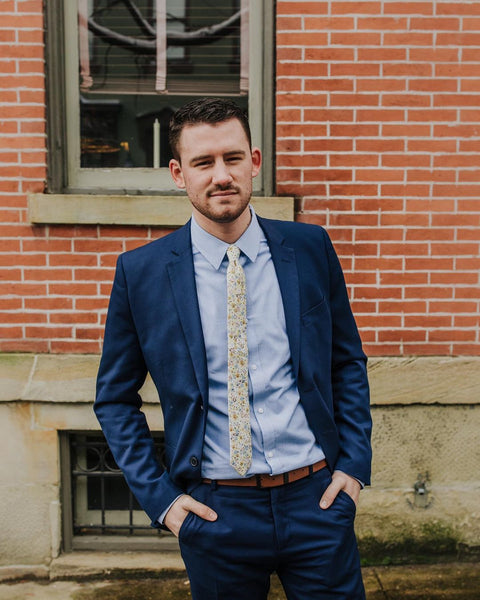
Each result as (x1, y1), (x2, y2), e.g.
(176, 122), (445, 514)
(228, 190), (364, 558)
(323, 230), (372, 485)
(94, 254), (184, 527)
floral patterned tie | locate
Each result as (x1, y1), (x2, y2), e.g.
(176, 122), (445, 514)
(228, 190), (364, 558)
(226, 245), (252, 477)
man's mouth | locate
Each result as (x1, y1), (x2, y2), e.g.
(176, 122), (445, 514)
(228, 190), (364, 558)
(209, 188), (238, 198)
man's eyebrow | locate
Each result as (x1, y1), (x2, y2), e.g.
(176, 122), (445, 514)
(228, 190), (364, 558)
(189, 150), (246, 166)
(190, 154), (212, 165)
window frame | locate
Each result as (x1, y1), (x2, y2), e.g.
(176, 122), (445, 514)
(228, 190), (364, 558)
(45, 0), (274, 196)
(60, 431), (177, 552)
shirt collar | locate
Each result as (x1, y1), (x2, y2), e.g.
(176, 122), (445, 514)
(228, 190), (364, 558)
(190, 206), (264, 270)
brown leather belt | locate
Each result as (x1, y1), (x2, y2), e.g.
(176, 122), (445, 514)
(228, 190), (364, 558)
(202, 459), (327, 488)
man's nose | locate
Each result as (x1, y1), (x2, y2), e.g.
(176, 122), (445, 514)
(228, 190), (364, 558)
(212, 162), (233, 186)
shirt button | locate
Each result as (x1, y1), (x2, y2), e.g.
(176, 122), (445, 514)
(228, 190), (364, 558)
(258, 407), (264, 414)
(251, 364), (257, 371)
(267, 451), (274, 458)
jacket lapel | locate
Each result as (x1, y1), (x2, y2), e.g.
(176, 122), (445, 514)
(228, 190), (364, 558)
(258, 217), (301, 380)
(166, 222), (209, 405)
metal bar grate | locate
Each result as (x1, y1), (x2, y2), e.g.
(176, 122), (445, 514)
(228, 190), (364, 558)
(70, 432), (166, 535)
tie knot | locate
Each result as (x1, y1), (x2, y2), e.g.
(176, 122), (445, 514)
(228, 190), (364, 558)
(227, 245), (240, 262)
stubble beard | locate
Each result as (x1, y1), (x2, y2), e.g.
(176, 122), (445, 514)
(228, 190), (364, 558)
(193, 185), (252, 224)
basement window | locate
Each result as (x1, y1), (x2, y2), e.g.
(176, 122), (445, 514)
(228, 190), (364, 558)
(60, 431), (176, 551)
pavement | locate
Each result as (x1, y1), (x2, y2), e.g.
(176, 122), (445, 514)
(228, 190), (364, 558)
(0, 552), (479, 599)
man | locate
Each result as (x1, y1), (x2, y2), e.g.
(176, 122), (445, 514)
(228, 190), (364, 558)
(95, 97), (372, 599)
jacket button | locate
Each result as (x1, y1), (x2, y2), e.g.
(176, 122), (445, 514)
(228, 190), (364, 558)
(190, 456), (199, 467)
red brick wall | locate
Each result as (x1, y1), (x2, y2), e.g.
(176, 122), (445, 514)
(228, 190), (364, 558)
(277, 0), (480, 356)
(0, 0), (479, 356)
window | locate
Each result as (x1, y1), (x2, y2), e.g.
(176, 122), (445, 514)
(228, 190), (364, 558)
(60, 432), (174, 551)
(46, 0), (273, 195)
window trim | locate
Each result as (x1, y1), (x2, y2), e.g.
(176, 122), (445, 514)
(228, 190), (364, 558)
(45, 0), (275, 196)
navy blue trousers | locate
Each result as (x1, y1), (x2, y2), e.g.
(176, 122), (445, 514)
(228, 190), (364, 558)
(179, 468), (366, 599)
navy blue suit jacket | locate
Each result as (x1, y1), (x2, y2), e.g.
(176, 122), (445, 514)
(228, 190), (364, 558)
(95, 216), (372, 526)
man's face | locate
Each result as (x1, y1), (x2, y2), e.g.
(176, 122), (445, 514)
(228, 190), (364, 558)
(169, 118), (261, 230)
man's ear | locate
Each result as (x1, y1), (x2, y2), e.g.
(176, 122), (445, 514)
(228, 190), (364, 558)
(169, 159), (186, 189)
(251, 147), (262, 178)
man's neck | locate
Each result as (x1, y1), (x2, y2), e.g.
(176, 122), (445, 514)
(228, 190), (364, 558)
(192, 207), (252, 244)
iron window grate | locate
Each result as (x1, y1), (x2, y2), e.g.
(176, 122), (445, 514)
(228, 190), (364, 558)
(69, 432), (166, 536)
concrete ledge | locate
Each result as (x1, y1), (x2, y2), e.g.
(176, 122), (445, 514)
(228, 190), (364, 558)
(49, 551), (185, 581)
(0, 564), (49, 582)
(368, 356), (480, 405)
(28, 194), (294, 226)
(1, 354), (479, 406)
(0, 354), (158, 404)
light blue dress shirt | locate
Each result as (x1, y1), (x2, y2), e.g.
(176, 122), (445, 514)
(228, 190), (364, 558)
(191, 209), (325, 479)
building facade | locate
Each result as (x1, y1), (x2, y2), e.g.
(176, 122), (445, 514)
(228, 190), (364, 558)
(1, 0), (479, 574)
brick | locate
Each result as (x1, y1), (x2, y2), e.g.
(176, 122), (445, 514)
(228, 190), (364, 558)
(0, 75), (44, 89)
(329, 184), (378, 197)
(330, 32), (381, 46)
(403, 287), (453, 300)
(461, 80), (480, 92)
(73, 239), (124, 253)
(409, 109), (457, 122)
(435, 0), (480, 15)
(24, 297), (73, 311)
(304, 48), (354, 61)
(277, 2), (328, 15)
(382, 94), (431, 108)
(304, 17), (354, 30)
(17, 29), (44, 44)
(409, 79), (458, 92)
(48, 283), (98, 296)
(304, 139), (353, 152)
(384, 3), (433, 16)
(357, 79), (406, 92)
(357, 17), (408, 30)
(0, 340), (49, 352)
(356, 169), (404, 182)
(279, 62), (328, 77)
(358, 48), (407, 61)
(0, 312), (47, 324)
(76, 327), (104, 340)
(329, 93), (379, 107)
(277, 124), (327, 138)
(74, 268), (114, 281)
(330, 124), (379, 137)
(277, 93), (328, 108)
(277, 32), (328, 46)
(0, 30), (15, 42)
(332, 2), (382, 15)
(382, 154), (430, 168)
(0, 282), (47, 295)
(330, 63), (380, 77)
(410, 48), (459, 62)
(330, 154), (378, 167)
(277, 47), (303, 61)
(383, 32), (434, 46)
(358, 109), (405, 122)
(24, 268), (73, 281)
(304, 168), (352, 182)
(277, 155), (327, 168)
(411, 17), (460, 30)
(356, 139), (405, 152)
(305, 78), (354, 92)
(276, 78), (302, 92)
(50, 340), (103, 353)
(437, 63), (480, 78)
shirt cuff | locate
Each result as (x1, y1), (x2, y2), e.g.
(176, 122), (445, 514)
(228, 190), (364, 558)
(157, 494), (185, 525)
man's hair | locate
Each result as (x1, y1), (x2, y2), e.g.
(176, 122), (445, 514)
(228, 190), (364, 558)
(168, 97), (252, 162)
